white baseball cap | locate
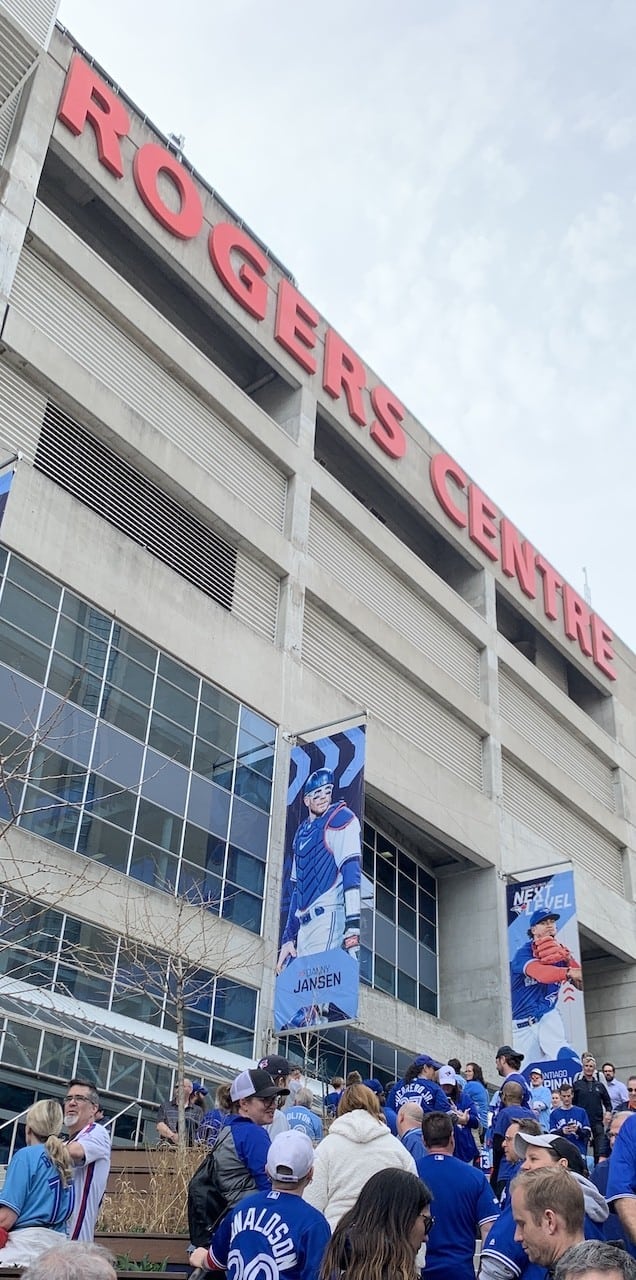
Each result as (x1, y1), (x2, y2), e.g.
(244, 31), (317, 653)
(265, 1131), (314, 1183)
(438, 1065), (457, 1086)
(513, 1131), (557, 1159)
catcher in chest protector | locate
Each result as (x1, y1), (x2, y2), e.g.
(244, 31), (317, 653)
(509, 908), (583, 1063)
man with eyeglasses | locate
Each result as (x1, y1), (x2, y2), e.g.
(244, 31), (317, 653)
(621, 1079), (636, 1115)
(63, 1079), (111, 1242)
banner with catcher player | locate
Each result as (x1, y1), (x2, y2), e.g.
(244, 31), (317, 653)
(274, 724), (365, 1033)
(506, 869), (586, 1085)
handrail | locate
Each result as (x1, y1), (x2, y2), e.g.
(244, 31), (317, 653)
(0, 1109), (27, 1133)
(103, 1100), (142, 1130)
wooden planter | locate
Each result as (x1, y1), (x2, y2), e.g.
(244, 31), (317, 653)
(95, 1230), (191, 1273)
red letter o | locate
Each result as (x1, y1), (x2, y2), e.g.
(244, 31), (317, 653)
(133, 144), (203, 240)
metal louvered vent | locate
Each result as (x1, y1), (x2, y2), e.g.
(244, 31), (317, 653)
(309, 501), (481, 696)
(2, 0), (57, 47)
(501, 756), (624, 895)
(0, 359), (46, 460)
(35, 401), (237, 611)
(499, 666), (615, 811)
(303, 599), (483, 789)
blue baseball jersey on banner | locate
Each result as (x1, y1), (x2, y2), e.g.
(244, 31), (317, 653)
(510, 940), (561, 1020)
(549, 1106), (591, 1156)
(285, 802), (359, 922)
(416, 1152), (499, 1280)
(208, 1188), (331, 1280)
(0, 1144), (75, 1231)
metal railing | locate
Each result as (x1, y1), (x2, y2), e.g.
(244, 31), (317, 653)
(0, 1100), (145, 1163)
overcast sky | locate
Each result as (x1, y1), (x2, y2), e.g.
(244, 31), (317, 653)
(56, 0), (636, 652)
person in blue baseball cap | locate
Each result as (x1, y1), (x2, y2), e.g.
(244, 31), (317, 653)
(386, 1056), (451, 1117)
(276, 766), (362, 984)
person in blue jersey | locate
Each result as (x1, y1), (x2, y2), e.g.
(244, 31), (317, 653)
(386, 1055), (451, 1116)
(276, 770), (361, 972)
(606, 1112), (636, 1248)
(397, 1102), (427, 1163)
(416, 1111), (500, 1280)
(465, 1061), (490, 1131)
(0, 1100), (75, 1268)
(438, 1064), (481, 1162)
(497, 1117), (543, 1208)
(590, 1111), (636, 1259)
(481, 1119), (545, 1280)
(528, 1069), (554, 1134)
(509, 909), (582, 1063)
(319, 1168), (433, 1280)
(190, 1130), (331, 1280)
(492, 1082), (538, 1195)
(550, 1084), (592, 1159)
(363, 1079), (398, 1134)
(285, 1089), (323, 1142)
(323, 1077), (344, 1119)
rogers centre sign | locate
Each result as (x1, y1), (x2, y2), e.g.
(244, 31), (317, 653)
(57, 55), (407, 462)
(55, 55), (616, 683)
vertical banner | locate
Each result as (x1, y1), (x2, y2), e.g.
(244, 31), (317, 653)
(274, 724), (365, 1032)
(0, 470), (13, 530)
(506, 869), (586, 1084)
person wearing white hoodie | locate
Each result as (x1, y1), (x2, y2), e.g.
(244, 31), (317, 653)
(302, 1083), (417, 1230)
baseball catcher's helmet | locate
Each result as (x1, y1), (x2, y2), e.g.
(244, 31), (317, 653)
(303, 768), (334, 797)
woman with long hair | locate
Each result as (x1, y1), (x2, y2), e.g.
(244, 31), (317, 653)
(464, 1062), (489, 1131)
(320, 1168), (432, 1280)
(0, 1099), (75, 1267)
(303, 1084), (417, 1229)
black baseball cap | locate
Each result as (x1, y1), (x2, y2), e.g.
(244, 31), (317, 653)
(258, 1055), (291, 1078)
(496, 1046), (524, 1061)
(230, 1069), (289, 1101)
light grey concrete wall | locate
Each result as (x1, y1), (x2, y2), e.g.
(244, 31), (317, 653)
(438, 866), (509, 1044)
(584, 961), (636, 1079)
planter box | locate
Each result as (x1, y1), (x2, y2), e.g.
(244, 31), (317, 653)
(95, 1231), (191, 1273)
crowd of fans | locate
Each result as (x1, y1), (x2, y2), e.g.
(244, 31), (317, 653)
(0, 1048), (634, 1279)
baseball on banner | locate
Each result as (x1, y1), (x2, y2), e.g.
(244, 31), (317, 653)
(274, 725), (365, 1032)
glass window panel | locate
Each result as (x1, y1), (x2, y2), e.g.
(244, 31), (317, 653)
(237, 730), (275, 779)
(359, 945), (373, 984)
(180, 1008), (210, 1043)
(418, 985), (437, 1016)
(158, 653), (198, 697)
(55, 617), (107, 675)
(75, 1041), (110, 1088)
(141, 751), (188, 816)
(375, 886), (395, 921)
(55, 965), (111, 1007)
(48, 652), (103, 714)
(398, 970), (417, 1006)
(398, 850), (416, 880)
(419, 869), (437, 897)
(239, 707), (275, 746)
(376, 856), (395, 891)
(0, 583), (57, 645)
(360, 908), (373, 948)
(193, 739), (234, 790)
(398, 900), (417, 937)
(362, 844), (373, 878)
(62, 918), (118, 969)
(136, 798), (182, 854)
(374, 913), (396, 963)
(30, 747), (85, 803)
(100, 684), (149, 740)
(112, 985), (164, 1028)
(0, 774), (23, 823)
(0, 897), (62, 953)
(109, 625), (156, 670)
(39, 694), (95, 766)
(106, 651), (154, 704)
(397, 928), (417, 974)
(214, 980), (256, 1028)
(178, 861), (222, 908)
(187, 775), (231, 839)
(371, 1040), (397, 1075)
(2, 1021), (41, 1069)
(0, 723), (30, 775)
(211, 1022), (254, 1056)
(92, 723), (144, 791)
(363, 822), (375, 847)
(182, 824), (226, 876)
(20, 785), (79, 848)
(418, 888), (436, 924)
(39, 1032), (76, 1080)
(229, 797), (270, 858)
(233, 765), (272, 813)
(153, 678), (196, 731)
(84, 774), (137, 831)
(221, 884), (263, 934)
(0, 946), (55, 988)
(0, 546), (6, 575)
(373, 955), (395, 996)
(225, 847), (265, 896)
(148, 711), (192, 766)
(7, 559), (60, 607)
(196, 706), (238, 755)
(77, 813), (131, 873)
(201, 682), (239, 723)
(61, 592), (111, 637)
(398, 873), (416, 905)
(419, 919), (436, 952)
(109, 1052), (142, 1096)
(418, 945), (438, 992)
(141, 1062), (172, 1102)
(0, 619), (49, 682)
(128, 838), (178, 893)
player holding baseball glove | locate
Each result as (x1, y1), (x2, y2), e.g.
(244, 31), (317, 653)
(509, 908), (583, 1063)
